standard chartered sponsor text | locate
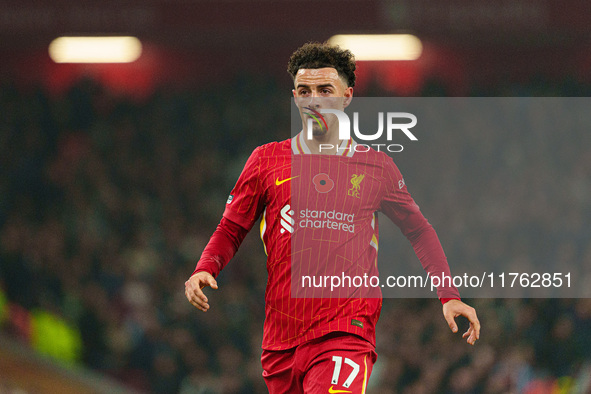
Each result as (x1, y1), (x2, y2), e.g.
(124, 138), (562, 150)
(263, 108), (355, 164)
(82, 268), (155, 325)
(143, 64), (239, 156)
(299, 208), (355, 233)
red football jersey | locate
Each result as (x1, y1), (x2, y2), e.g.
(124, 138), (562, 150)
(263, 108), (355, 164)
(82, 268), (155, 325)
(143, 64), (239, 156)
(219, 132), (457, 350)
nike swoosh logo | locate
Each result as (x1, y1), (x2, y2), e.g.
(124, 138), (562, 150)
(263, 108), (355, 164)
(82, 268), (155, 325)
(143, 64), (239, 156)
(328, 386), (352, 394)
(275, 175), (299, 186)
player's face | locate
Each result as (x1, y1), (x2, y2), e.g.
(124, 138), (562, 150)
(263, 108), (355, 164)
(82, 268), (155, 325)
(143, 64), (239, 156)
(293, 68), (353, 138)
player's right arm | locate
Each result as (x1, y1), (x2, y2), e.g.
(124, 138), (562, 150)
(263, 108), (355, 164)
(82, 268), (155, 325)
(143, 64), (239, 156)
(185, 217), (248, 312)
(185, 146), (266, 312)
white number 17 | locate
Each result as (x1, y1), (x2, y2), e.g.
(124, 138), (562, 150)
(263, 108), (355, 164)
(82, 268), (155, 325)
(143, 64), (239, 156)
(331, 356), (360, 388)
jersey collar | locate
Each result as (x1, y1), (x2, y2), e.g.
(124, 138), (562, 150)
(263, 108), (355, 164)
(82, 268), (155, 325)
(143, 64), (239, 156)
(291, 132), (357, 157)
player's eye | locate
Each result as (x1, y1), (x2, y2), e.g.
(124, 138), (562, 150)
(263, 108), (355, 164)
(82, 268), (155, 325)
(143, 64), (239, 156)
(298, 89), (309, 96)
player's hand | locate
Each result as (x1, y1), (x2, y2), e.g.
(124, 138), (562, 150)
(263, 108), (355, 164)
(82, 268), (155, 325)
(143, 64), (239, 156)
(442, 299), (480, 345)
(185, 271), (218, 312)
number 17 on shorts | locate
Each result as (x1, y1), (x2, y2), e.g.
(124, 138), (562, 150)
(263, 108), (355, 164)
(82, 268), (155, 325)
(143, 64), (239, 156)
(330, 356), (363, 391)
(304, 335), (377, 394)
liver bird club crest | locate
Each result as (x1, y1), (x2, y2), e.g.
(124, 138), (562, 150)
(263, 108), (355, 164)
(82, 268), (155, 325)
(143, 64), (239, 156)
(348, 174), (364, 198)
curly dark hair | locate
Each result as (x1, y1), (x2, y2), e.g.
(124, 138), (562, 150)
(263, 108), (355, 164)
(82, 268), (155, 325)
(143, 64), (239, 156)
(287, 42), (356, 87)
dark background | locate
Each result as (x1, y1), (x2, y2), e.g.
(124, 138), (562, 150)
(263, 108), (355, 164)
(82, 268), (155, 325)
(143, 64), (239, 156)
(1, 0), (590, 393)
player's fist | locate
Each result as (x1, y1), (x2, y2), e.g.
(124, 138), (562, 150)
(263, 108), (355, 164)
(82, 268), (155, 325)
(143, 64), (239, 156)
(442, 299), (480, 345)
(185, 271), (218, 312)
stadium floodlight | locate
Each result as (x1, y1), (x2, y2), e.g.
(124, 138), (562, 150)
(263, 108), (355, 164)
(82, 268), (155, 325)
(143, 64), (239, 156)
(328, 34), (423, 61)
(48, 36), (142, 63)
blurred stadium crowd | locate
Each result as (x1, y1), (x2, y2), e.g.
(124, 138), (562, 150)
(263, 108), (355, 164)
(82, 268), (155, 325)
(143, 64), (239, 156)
(1, 74), (591, 393)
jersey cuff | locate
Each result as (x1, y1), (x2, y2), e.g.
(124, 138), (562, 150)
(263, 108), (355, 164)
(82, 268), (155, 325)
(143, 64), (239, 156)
(440, 298), (461, 305)
(192, 262), (219, 279)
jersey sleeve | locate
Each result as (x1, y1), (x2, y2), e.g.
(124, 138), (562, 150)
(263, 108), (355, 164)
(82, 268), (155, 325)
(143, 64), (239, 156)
(379, 156), (420, 221)
(379, 156), (460, 300)
(192, 217), (249, 278)
(223, 146), (266, 231)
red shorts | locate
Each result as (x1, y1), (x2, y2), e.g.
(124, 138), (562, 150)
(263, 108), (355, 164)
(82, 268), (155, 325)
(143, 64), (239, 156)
(261, 332), (377, 394)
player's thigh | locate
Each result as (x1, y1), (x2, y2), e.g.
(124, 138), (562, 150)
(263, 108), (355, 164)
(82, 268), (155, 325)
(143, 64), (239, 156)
(261, 348), (302, 394)
(303, 336), (377, 393)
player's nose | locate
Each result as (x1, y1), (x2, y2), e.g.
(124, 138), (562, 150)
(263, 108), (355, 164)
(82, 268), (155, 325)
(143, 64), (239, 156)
(308, 92), (321, 108)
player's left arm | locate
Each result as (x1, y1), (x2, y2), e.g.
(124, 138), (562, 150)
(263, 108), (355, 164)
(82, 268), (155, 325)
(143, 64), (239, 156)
(380, 157), (480, 345)
(395, 210), (481, 345)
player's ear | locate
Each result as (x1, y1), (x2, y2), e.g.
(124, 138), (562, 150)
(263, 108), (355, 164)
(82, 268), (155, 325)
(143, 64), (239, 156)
(343, 87), (353, 108)
(292, 89), (296, 97)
